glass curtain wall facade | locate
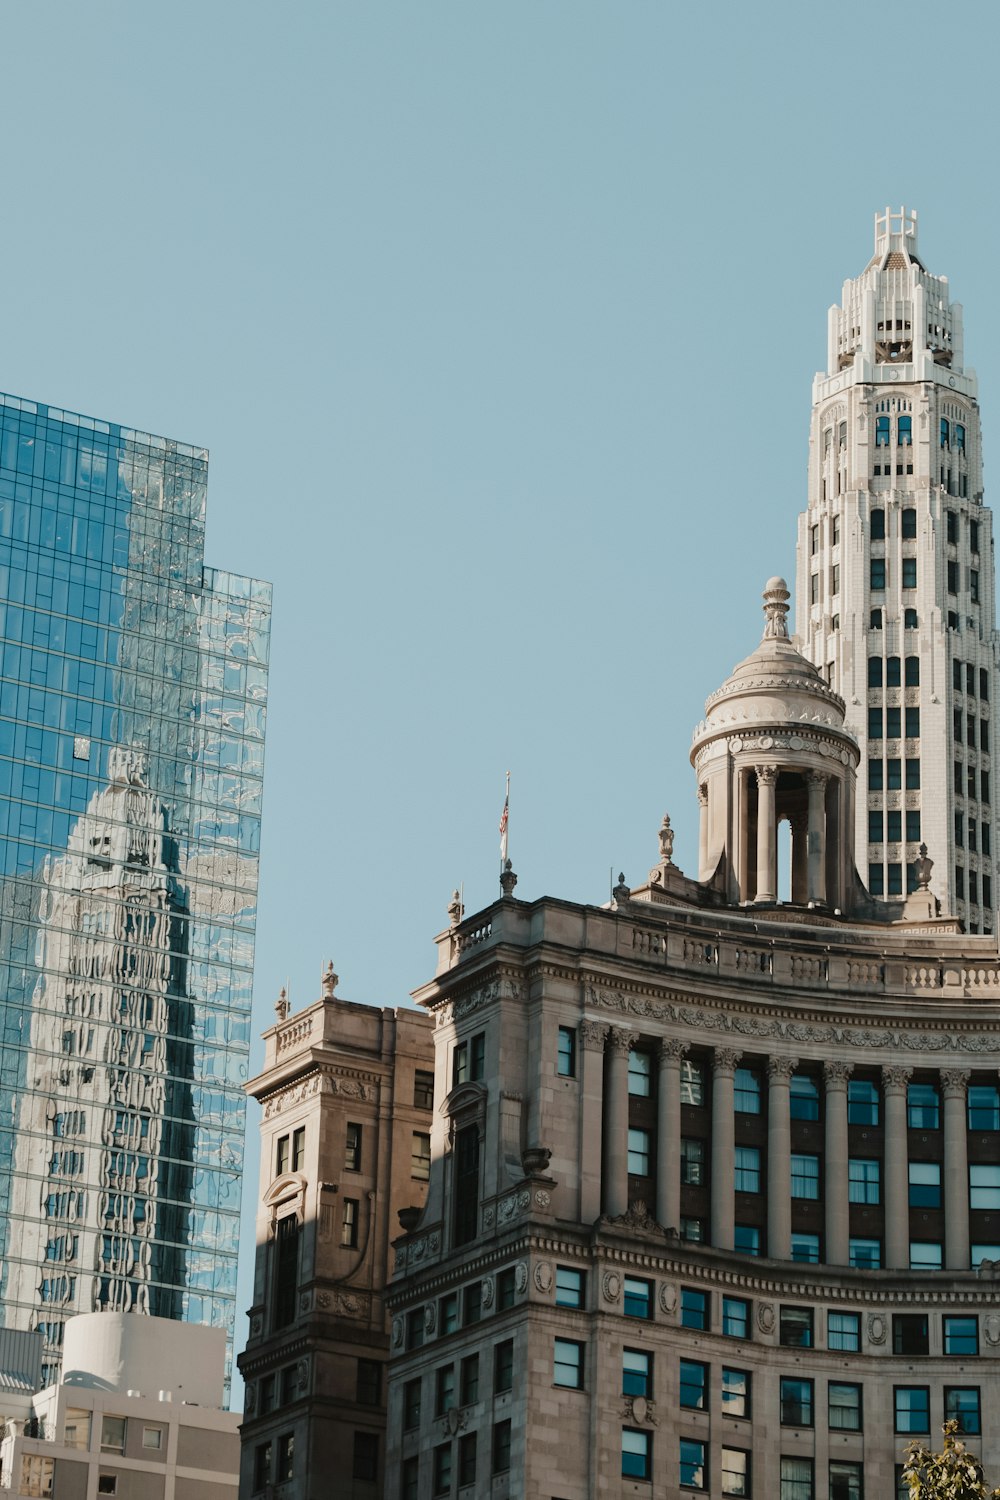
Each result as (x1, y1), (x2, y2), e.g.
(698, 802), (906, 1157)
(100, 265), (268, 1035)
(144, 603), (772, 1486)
(0, 392), (270, 1385)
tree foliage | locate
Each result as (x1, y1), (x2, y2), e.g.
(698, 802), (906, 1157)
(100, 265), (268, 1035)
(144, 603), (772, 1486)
(903, 1421), (1000, 1500)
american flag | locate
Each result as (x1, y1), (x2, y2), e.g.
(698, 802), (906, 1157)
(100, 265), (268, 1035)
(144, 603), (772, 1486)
(499, 792), (509, 864)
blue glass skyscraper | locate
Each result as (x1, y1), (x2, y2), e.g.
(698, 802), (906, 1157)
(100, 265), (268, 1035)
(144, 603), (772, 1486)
(0, 392), (270, 1383)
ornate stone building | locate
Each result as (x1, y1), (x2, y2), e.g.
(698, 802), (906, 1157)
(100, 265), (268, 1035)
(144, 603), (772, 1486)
(385, 583), (1000, 1499)
(237, 970), (433, 1500)
(795, 208), (999, 931)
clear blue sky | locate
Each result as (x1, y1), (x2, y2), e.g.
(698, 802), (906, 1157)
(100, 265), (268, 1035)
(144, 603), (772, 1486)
(4, 0), (1000, 1406)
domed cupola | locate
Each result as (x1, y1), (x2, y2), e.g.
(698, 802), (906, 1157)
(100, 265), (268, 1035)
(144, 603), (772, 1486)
(691, 579), (860, 910)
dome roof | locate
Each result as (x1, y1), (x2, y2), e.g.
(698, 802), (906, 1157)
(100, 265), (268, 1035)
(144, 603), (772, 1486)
(700, 578), (848, 732)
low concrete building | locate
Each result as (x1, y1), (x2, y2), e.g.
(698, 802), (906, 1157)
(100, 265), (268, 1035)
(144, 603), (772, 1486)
(0, 1313), (238, 1500)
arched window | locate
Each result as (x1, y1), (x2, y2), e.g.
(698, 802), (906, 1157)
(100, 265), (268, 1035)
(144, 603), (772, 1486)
(904, 609), (918, 629)
(868, 657), (883, 687)
(898, 415), (912, 445)
(955, 423), (966, 453)
(839, 421), (848, 449)
(886, 657), (901, 687)
(905, 656), (920, 685)
(870, 608), (883, 629)
(870, 509), (886, 539)
(941, 418), (950, 449)
(902, 507), (917, 538)
(875, 417), (890, 447)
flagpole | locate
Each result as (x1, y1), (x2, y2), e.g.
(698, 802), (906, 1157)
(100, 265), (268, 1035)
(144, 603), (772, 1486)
(499, 771), (510, 872)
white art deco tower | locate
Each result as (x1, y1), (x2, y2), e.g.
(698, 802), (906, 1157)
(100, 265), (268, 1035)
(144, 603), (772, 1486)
(796, 208), (999, 931)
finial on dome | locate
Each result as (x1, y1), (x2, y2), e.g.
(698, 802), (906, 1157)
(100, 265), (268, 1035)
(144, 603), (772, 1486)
(761, 577), (791, 641)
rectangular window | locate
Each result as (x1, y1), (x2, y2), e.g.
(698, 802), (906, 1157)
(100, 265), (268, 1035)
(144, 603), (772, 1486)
(734, 1224), (760, 1256)
(722, 1367), (751, 1419)
(722, 1296), (750, 1339)
(909, 1161), (941, 1208)
(403, 1378), (421, 1430)
(735, 1146), (761, 1193)
(948, 559), (959, 594)
(414, 1070), (434, 1110)
(780, 1458), (813, 1500)
(435, 1364), (456, 1417)
(493, 1340), (513, 1394)
(341, 1198), (359, 1248)
(791, 1232), (820, 1264)
(830, 1461), (863, 1500)
(681, 1060), (705, 1105)
(623, 1276), (652, 1320)
(848, 1158), (880, 1204)
(791, 1154), (820, 1199)
(780, 1376), (814, 1427)
(902, 557), (917, 589)
(452, 1032), (486, 1086)
(887, 757), (902, 789)
(627, 1127), (651, 1176)
(906, 810), (921, 842)
(829, 1382), (862, 1431)
(680, 1137), (704, 1184)
(868, 759), (883, 791)
(345, 1122), (362, 1171)
(681, 1216), (705, 1242)
(433, 1442), (452, 1496)
(350, 1433), (374, 1483)
(623, 1429), (652, 1482)
(868, 809), (883, 843)
(848, 1080), (879, 1124)
(907, 1083), (940, 1128)
(275, 1134), (290, 1176)
(971, 570), (980, 604)
(291, 1126), (305, 1173)
(734, 1068), (761, 1113)
(868, 863), (884, 895)
(356, 1359), (381, 1407)
(452, 1353), (475, 1409)
(945, 1387), (981, 1434)
(681, 1288), (708, 1329)
(556, 1026), (576, 1077)
(254, 1444), (272, 1493)
(458, 1432), (477, 1489)
(970, 1164), (1000, 1208)
(876, 416), (890, 447)
(623, 1348), (651, 1398)
(871, 558), (886, 591)
(828, 1312), (861, 1352)
(895, 1386), (930, 1433)
(831, 563), (840, 595)
(849, 1238), (881, 1269)
(887, 810), (902, 842)
(893, 1315), (929, 1355)
(496, 1267), (516, 1310)
(887, 706), (901, 738)
(722, 1448), (750, 1498)
(810, 573), (819, 605)
(679, 1437), (706, 1490)
(492, 1420), (511, 1476)
(968, 1087), (1000, 1130)
(555, 1266), (585, 1308)
(100, 1418), (126, 1455)
(142, 1427), (162, 1451)
(680, 1358), (708, 1410)
(943, 1316), (978, 1356)
(628, 1050), (652, 1096)
(779, 1306), (813, 1348)
(464, 1282), (482, 1326)
(789, 1074), (819, 1120)
(905, 707), (920, 738)
(412, 1132), (431, 1182)
(553, 1338), (583, 1389)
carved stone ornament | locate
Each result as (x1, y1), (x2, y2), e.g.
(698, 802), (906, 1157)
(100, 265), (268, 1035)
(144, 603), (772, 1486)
(534, 1262), (553, 1294)
(608, 1026), (634, 1058)
(602, 1271), (622, 1304)
(296, 1358), (309, 1392)
(755, 764), (778, 787)
(515, 1262), (528, 1294)
(882, 1065), (913, 1092)
(714, 1047), (742, 1075)
(823, 1059), (853, 1089)
(298, 1291), (310, 1312)
(867, 1313), (887, 1345)
(941, 1068), (971, 1095)
(579, 1020), (608, 1052)
(659, 1037), (689, 1062)
(621, 1394), (657, 1426)
(521, 1146), (551, 1176)
(245, 1385), (256, 1414)
(482, 1206), (496, 1229)
(391, 1317), (404, 1348)
(756, 1302), (775, 1334)
(534, 1189), (552, 1209)
(424, 1303), (437, 1334)
(316, 1291), (331, 1309)
(767, 1056), (798, 1082)
(658, 1283), (677, 1314)
(481, 1277), (495, 1309)
(983, 1312), (1000, 1346)
(602, 1201), (662, 1234)
(251, 1315), (263, 1337)
(444, 1407), (468, 1437)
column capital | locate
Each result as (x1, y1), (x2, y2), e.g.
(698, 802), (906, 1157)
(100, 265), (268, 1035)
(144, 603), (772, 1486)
(823, 1059), (854, 1092)
(658, 1037), (689, 1064)
(941, 1068), (971, 1097)
(607, 1026), (633, 1058)
(697, 783), (708, 808)
(755, 764), (778, 787)
(767, 1055), (799, 1083)
(579, 1020), (608, 1053)
(806, 769), (830, 789)
(882, 1064), (913, 1094)
(714, 1047), (742, 1077)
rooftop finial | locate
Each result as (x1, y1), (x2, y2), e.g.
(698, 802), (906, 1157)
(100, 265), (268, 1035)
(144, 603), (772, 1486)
(322, 961), (338, 997)
(874, 205), (918, 259)
(447, 889), (464, 927)
(761, 577), (791, 641)
(275, 986), (290, 1022)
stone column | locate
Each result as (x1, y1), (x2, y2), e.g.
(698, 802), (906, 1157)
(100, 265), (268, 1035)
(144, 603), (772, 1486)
(602, 1027), (632, 1218)
(943, 1069), (971, 1272)
(578, 1021), (607, 1224)
(767, 1056), (797, 1261)
(790, 813), (808, 905)
(656, 1038), (687, 1231)
(883, 1065), (912, 1269)
(806, 771), (829, 905)
(711, 1048), (742, 1251)
(697, 784), (709, 882)
(824, 1060), (853, 1266)
(755, 766), (778, 902)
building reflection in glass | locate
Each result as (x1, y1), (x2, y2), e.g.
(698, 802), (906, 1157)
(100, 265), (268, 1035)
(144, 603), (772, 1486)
(0, 394), (270, 1389)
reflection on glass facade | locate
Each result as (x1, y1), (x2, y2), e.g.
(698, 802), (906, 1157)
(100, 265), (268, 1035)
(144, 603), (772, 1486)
(0, 392), (270, 1386)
